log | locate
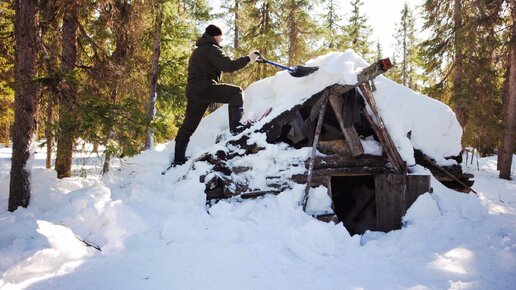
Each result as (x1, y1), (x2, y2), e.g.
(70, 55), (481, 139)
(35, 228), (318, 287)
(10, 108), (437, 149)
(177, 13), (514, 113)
(240, 190), (283, 199)
(329, 94), (364, 156)
(317, 140), (351, 157)
(421, 154), (477, 194)
(293, 166), (392, 184)
(309, 155), (389, 169)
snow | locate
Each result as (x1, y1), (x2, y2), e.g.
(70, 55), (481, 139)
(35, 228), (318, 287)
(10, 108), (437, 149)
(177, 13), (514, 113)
(0, 50), (514, 289)
(189, 50), (462, 167)
(1, 146), (515, 289)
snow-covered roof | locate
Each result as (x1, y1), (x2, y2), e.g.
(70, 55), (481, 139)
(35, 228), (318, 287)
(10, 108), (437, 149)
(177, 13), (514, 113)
(186, 50), (463, 167)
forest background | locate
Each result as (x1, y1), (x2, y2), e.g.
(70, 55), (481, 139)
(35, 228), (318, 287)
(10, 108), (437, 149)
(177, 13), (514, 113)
(1, 0), (515, 211)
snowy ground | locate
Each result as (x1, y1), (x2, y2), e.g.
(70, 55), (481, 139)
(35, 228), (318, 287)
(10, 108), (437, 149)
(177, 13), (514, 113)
(0, 143), (515, 290)
(1, 50), (515, 289)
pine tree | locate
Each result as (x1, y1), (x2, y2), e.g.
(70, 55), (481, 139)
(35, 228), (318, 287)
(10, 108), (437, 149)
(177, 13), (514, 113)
(280, 0), (318, 66)
(9, 0), (40, 211)
(224, 0), (283, 86)
(390, 3), (421, 90)
(421, 0), (506, 155)
(152, 0), (210, 142)
(320, 0), (342, 50)
(342, 0), (372, 59)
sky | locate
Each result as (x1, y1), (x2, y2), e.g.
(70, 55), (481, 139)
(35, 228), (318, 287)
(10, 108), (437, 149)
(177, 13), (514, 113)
(352, 0), (425, 56)
(208, 0), (426, 58)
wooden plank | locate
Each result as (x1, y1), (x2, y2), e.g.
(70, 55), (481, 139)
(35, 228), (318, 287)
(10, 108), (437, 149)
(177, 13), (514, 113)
(421, 154), (477, 194)
(405, 175), (431, 209)
(302, 91), (330, 211)
(240, 190), (283, 199)
(374, 174), (406, 232)
(293, 166), (393, 184)
(374, 174), (431, 232)
(310, 155), (388, 169)
(359, 84), (405, 173)
(328, 94), (364, 157)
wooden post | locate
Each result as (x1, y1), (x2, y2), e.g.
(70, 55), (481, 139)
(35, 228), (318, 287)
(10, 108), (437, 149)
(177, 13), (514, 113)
(328, 94), (364, 157)
(302, 91), (329, 211)
(359, 84), (405, 173)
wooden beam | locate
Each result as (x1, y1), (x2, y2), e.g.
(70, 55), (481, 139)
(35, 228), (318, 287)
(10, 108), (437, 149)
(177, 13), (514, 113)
(328, 94), (364, 157)
(293, 166), (393, 184)
(302, 91), (330, 211)
(260, 59), (393, 138)
(359, 84), (406, 173)
(309, 155), (389, 169)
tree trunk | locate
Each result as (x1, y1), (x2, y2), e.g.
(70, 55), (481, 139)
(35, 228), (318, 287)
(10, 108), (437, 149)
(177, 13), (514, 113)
(144, 2), (163, 150)
(102, 0), (131, 174)
(402, 6), (407, 86)
(287, 3), (299, 66)
(9, 0), (39, 212)
(4, 124), (9, 147)
(453, 0), (465, 126)
(55, 0), (79, 178)
(43, 37), (58, 169)
(45, 92), (54, 169)
(499, 5), (516, 180)
(234, 0), (239, 50)
(92, 140), (99, 153)
(40, 0), (59, 169)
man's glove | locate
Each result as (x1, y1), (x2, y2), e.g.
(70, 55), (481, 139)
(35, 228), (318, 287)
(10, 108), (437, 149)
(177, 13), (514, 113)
(248, 51), (260, 63)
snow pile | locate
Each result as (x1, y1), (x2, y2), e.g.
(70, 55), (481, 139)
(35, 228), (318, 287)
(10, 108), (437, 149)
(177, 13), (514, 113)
(188, 50), (462, 166)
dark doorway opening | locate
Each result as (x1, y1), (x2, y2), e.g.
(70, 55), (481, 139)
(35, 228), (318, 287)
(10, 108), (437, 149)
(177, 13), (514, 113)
(331, 175), (376, 235)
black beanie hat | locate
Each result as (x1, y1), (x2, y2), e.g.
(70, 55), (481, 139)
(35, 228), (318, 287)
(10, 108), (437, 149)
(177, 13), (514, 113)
(205, 24), (222, 37)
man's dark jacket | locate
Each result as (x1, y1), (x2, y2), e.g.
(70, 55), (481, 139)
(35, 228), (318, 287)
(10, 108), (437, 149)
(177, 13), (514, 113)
(187, 33), (250, 94)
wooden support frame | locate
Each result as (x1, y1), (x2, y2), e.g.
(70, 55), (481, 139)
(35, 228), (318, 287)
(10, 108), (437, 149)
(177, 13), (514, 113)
(302, 91), (330, 211)
(328, 94), (364, 157)
(359, 84), (406, 173)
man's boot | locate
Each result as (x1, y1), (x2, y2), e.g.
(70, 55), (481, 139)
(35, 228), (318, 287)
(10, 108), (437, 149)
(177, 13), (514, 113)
(228, 105), (250, 135)
(173, 140), (188, 166)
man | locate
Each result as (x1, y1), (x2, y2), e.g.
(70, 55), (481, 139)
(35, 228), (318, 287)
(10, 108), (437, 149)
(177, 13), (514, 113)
(173, 24), (260, 166)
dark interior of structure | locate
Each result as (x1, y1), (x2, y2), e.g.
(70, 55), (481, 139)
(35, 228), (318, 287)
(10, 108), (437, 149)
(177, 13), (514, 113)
(331, 175), (377, 235)
(267, 88), (377, 149)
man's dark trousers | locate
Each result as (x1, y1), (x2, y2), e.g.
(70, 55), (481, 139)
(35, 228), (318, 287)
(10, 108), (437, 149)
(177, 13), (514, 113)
(174, 83), (244, 163)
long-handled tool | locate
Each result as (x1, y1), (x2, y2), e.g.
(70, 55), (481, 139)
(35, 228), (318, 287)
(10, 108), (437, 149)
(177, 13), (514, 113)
(255, 52), (319, 78)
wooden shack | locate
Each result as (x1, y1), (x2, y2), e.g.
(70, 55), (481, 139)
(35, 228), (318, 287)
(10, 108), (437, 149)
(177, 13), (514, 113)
(193, 58), (474, 234)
